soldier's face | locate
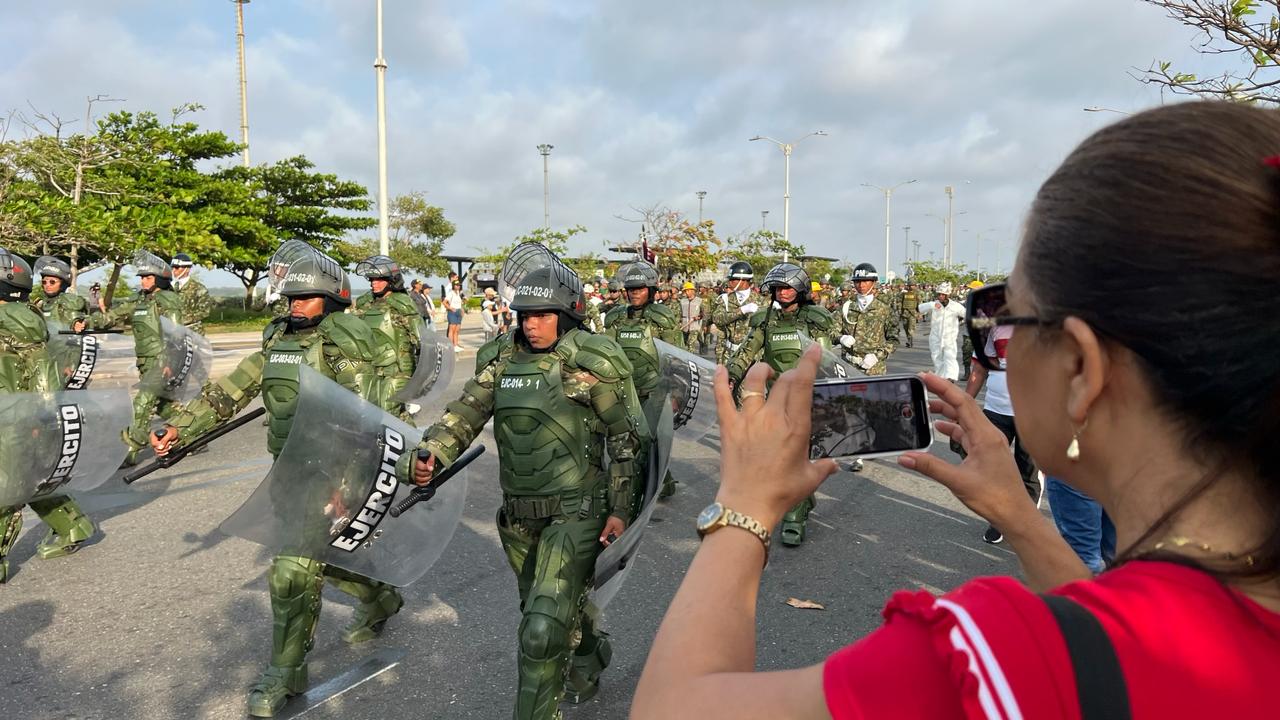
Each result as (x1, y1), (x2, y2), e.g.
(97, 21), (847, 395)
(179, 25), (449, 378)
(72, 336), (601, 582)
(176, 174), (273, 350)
(371, 278), (389, 294)
(627, 287), (649, 307)
(41, 277), (63, 295)
(172, 266), (190, 279)
(775, 287), (798, 305)
(855, 279), (875, 295)
(521, 311), (559, 350)
(139, 275), (157, 292)
(290, 296), (326, 321)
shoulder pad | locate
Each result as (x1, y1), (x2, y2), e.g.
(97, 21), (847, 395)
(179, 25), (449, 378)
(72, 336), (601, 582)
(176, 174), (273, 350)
(801, 304), (835, 329)
(0, 303), (49, 344)
(748, 308), (770, 328)
(157, 290), (183, 311)
(353, 293), (373, 309)
(262, 317), (288, 345)
(319, 312), (382, 361)
(603, 305), (626, 324)
(568, 330), (633, 380)
(475, 333), (511, 373)
(385, 293), (419, 316)
(644, 302), (678, 327)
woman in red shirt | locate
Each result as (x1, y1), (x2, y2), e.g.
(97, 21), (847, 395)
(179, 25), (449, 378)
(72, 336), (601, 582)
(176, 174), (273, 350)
(632, 101), (1280, 719)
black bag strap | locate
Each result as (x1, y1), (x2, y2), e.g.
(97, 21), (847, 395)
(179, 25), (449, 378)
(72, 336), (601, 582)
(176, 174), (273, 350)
(1041, 594), (1132, 720)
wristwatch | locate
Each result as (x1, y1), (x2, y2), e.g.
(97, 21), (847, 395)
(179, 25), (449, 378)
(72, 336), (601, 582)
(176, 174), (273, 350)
(696, 502), (771, 566)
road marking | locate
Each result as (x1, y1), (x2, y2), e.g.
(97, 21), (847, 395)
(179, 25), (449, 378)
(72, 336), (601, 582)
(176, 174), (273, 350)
(854, 532), (879, 543)
(278, 647), (405, 719)
(945, 539), (1007, 562)
(905, 553), (958, 574)
(811, 518), (837, 530)
(875, 494), (970, 525)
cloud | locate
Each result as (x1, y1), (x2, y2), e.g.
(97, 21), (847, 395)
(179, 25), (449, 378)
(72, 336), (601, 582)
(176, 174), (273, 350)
(0, 0), (1231, 283)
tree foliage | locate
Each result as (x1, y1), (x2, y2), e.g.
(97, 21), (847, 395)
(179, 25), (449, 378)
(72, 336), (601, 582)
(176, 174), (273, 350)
(333, 190), (455, 278)
(903, 260), (985, 287)
(722, 229), (806, 275)
(1138, 1), (1280, 104)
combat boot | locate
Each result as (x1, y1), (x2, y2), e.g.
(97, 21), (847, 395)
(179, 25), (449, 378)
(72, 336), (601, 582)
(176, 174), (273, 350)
(29, 497), (94, 559)
(0, 508), (23, 584)
(248, 556), (324, 717)
(659, 472), (677, 499)
(564, 632), (612, 704)
(247, 664), (307, 718)
(327, 572), (403, 644)
(780, 495), (816, 547)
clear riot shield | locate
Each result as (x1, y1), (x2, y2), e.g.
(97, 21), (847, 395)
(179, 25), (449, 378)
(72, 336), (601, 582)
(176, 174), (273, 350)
(137, 317), (213, 403)
(590, 401), (674, 609)
(654, 340), (719, 444)
(799, 333), (859, 380)
(392, 323), (455, 411)
(47, 325), (137, 391)
(497, 242), (558, 306)
(218, 365), (467, 587)
(0, 389), (132, 507)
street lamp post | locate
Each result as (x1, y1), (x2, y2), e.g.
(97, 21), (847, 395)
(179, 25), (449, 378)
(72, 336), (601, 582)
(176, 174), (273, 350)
(861, 180), (916, 276)
(902, 226), (911, 275)
(537, 144), (553, 229)
(944, 185), (954, 267)
(912, 239), (921, 263)
(749, 131), (827, 249)
(696, 190), (707, 223)
(761, 210), (769, 230)
(374, 0), (390, 255)
(233, 0), (251, 168)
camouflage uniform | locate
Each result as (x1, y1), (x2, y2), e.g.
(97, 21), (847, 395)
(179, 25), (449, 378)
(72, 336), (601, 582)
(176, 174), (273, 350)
(0, 298), (97, 582)
(900, 287), (920, 347)
(353, 290), (420, 418)
(710, 288), (765, 365)
(162, 242), (402, 718)
(415, 317), (646, 719)
(175, 275), (212, 335)
(834, 294), (899, 376)
(30, 289), (90, 326)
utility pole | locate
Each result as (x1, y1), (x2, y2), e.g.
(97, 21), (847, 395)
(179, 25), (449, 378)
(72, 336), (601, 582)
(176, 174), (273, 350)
(862, 180), (915, 276)
(944, 185), (955, 267)
(902, 226), (911, 274)
(749, 131), (827, 247)
(537, 144), (553, 229)
(375, 0), (390, 255)
(696, 190), (707, 223)
(761, 210), (769, 230)
(912, 239), (921, 262)
(234, 0), (251, 167)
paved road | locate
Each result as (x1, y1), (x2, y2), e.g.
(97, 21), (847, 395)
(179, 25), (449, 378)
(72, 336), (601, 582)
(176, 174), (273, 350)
(0, 320), (1024, 720)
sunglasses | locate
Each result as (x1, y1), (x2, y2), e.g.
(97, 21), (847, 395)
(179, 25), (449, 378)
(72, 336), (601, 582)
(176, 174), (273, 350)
(964, 283), (1060, 372)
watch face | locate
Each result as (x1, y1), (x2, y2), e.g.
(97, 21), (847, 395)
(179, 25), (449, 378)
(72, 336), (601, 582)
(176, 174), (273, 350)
(697, 502), (724, 531)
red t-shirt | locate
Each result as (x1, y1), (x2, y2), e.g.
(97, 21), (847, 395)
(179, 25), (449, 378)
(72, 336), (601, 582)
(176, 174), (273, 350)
(823, 561), (1280, 719)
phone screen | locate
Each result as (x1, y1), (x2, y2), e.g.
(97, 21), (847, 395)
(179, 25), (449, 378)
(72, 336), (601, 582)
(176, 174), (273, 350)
(809, 376), (932, 460)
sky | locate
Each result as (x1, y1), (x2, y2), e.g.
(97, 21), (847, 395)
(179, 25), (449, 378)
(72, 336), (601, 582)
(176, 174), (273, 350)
(0, 0), (1230, 288)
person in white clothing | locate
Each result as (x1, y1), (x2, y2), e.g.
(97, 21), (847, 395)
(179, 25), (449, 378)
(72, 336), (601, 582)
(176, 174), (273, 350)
(917, 281), (966, 380)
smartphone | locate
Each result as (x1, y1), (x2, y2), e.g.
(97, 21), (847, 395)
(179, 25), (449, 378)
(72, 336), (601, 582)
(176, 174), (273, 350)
(809, 375), (932, 460)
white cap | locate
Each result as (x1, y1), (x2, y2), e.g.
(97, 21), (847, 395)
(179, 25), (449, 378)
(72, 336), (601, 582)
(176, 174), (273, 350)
(937, 281), (953, 295)
(583, 283), (595, 293)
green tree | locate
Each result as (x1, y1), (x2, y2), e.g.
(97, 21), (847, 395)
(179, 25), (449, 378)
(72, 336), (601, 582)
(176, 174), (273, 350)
(334, 190), (455, 279)
(475, 224), (597, 277)
(903, 260), (972, 287)
(1139, 1), (1280, 104)
(722, 229), (806, 274)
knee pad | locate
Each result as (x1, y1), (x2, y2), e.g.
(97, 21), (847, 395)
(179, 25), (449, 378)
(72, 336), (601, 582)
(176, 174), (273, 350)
(0, 508), (23, 558)
(518, 612), (569, 664)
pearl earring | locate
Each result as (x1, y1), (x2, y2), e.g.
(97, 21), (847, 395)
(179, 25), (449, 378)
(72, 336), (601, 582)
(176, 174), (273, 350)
(1066, 420), (1087, 461)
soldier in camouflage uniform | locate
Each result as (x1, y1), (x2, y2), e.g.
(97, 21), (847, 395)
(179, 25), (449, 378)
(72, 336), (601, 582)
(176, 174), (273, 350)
(835, 263), (899, 376)
(92, 251), (187, 466)
(726, 262), (835, 547)
(582, 283), (604, 333)
(352, 255), (420, 418)
(151, 242), (401, 717)
(404, 257), (647, 720)
(603, 262), (683, 500)
(0, 249), (97, 583)
(171, 253), (212, 335)
(900, 283), (920, 347)
(710, 261), (763, 365)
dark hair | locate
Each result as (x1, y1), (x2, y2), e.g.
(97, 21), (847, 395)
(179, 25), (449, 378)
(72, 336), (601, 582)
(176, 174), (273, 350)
(1023, 101), (1280, 580)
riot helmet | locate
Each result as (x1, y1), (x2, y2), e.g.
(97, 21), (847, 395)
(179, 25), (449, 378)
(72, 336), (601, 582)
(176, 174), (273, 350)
(34, 256), (72, 294)
(851, 263), (879, 282)
(726, 261), (754, 281)
(354, 254), (406, 294)
(0, 248), (33, 301)
(619, 261), (659, 291)
(607, 279), (622, 293)
(761, 262), (812, 305)
(267, 240), (352, 307)
(132, 249), (174, 291)
(508, 262), (586, 336)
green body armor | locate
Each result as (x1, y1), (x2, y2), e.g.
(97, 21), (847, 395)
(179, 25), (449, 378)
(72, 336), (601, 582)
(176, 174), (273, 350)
(33, 292), (89, 326)
(762, 317), (806, 373)
(260, 331), (329, 458)
(493, 350), (602, 498)
(131, 290), (182, 358)
(609, 315), (659, 398)
(0, 302), (58, 392)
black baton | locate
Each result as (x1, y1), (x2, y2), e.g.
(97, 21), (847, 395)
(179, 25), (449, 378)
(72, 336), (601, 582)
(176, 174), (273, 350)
(389, 444), (486, 517)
